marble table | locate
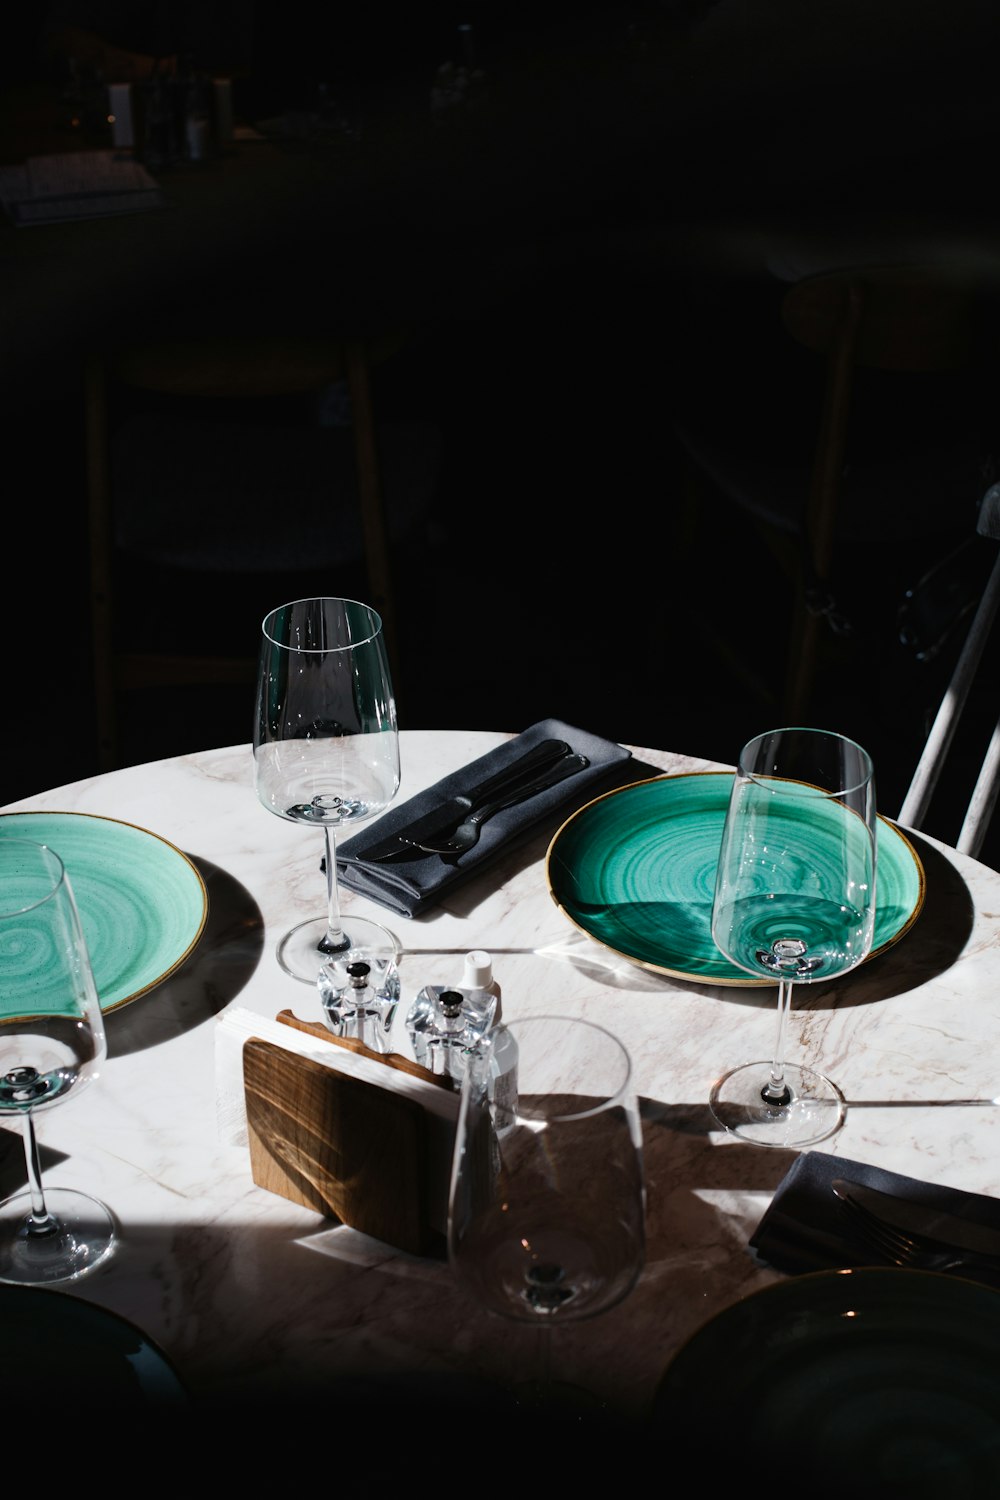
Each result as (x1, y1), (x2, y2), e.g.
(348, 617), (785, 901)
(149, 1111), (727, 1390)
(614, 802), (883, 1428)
(3, 729), (1000, 1439)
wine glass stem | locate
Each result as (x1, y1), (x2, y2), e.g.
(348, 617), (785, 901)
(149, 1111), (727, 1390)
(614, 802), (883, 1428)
(765, 979), (793, 1105)
(321, 826), (347, 953)
(21, 1111), (57, 1236)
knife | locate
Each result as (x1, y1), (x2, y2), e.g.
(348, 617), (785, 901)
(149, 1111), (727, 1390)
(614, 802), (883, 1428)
(832, 1177), (1000, 1260)
(351, 737), (575, 863)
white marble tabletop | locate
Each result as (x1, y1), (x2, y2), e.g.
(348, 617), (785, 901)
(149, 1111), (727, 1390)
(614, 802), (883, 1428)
(4, 729), (1000, 1436)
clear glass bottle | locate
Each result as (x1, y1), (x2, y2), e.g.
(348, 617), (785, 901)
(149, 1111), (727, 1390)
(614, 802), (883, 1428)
(459, 949), (502, 1022)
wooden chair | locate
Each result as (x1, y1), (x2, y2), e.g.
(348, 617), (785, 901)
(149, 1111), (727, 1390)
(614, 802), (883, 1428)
(778, 265), (976, 722)
(86, 330), (441, 769)
(672, 263), (983, 725)
(898, 482), (1000, 859)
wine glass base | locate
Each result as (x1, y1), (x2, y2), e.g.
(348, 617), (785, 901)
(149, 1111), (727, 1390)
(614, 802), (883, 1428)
(277, 914), (401, 985)
(0, 1188), (117, 1285)
(709, 1062), (846, 1148)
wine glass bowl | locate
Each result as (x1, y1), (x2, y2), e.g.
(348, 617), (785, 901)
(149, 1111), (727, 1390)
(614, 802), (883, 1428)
(448, 1015), (645, 1326)
(709, 727), (877, 1148)
(253, 596), (401, 982)
(0, 839), (115, 1284)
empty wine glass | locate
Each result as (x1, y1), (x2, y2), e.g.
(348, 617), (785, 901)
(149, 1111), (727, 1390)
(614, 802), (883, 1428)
(709, 727), (877, 1148)
(254, 596), (401, 983)
(0, 839), (115, 1284)
(448, 1014), (646, 1420)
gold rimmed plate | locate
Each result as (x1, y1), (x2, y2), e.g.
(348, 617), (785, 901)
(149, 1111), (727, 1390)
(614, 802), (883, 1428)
(545, 772), (924, 984)
(649, 1267), (1000, 1491)
(0, 810), (208, 1012)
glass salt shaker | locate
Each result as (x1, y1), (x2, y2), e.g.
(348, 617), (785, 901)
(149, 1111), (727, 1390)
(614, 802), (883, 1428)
(318, 950), (400, 1053)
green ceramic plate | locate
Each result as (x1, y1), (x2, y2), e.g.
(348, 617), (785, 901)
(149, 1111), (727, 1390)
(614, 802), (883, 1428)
(0, 1285), (188, 1407)
(545, 772), (924, 985)
(0, 810), (208, 1012)
(649, 1268), (1000, 1491)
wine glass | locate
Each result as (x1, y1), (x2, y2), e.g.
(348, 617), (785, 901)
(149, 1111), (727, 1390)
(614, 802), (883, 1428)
(448, 1014), (646, 1421)
(0, 839), (115, 1284)
(709, 726), (877, 1148)
(254, 596), (401, 983)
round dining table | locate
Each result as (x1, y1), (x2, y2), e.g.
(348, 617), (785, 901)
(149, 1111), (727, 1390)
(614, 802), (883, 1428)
(3, 728), (1000, 1447)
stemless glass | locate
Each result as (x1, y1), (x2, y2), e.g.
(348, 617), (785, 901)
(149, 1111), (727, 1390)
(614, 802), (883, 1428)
(448, 1015), (646, 1415)
(709, 727), (877, 1148)
(0, 839), (115, 1284)
(254, 596), (401, 983)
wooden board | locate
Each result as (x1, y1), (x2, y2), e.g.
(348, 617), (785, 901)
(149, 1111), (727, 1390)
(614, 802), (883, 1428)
(243, 1038), (442, 1256)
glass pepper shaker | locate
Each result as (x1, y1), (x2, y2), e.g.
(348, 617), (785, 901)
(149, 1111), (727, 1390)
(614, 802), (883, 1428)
(405, 973), (498, 1080)
(318, 950), (400, 1052)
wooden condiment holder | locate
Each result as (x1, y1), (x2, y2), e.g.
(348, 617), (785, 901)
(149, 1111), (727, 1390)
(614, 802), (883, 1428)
(243, 1010), (457, 1257)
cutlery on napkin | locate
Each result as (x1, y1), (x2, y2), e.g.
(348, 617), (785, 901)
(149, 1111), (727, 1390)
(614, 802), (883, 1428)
(361, 736), (577, 860)
(336, 718), (633, 918)
(750, 1150), (1000, 1286)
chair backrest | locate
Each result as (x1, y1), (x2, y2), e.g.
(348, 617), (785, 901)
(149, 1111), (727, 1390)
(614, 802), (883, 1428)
(897, 483), (1000, 859)
(85, 328), (423, 769)
(777, 264), (981, 722)
(781, 265), (975, 374)
(780, 264), (977, 597)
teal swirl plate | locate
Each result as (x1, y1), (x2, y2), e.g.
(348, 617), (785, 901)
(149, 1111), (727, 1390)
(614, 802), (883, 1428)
(545, 772), (924, 985)
(0, 810), (208, 1012)
(649, 1268), (1000, 1491)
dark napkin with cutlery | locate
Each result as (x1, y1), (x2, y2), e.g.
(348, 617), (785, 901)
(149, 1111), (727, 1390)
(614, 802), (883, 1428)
(751, 1149), (1000, 1279)
(336, 718), (632, 918)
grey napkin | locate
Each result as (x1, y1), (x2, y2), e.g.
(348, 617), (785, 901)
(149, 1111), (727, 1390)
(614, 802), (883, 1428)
(751, 1149), (1000, 1284)
(336, 718), (633, 918)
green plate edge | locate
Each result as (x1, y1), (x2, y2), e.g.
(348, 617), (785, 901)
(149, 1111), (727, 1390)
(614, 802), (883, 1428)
(0, 810), (208, 1013)
(650, 1266), (1000, 1477)
(545, 771), (925, 986)
(0, 1284), (189, 1405)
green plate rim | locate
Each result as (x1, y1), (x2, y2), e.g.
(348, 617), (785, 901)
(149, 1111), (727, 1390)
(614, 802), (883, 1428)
(653, 1264), (1000, 1439)
(545, 771), (926, 986)
(0, 809), (208, 1013)
(0, 1283), (189, 1403)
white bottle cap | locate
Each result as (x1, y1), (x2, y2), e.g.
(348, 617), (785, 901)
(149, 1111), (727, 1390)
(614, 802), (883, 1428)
(461, 949), (494, 989)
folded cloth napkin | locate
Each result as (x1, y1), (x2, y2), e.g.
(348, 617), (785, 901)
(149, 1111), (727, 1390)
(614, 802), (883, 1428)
(751, 1149), (1000, 1283)
(337, 718), (633, 918)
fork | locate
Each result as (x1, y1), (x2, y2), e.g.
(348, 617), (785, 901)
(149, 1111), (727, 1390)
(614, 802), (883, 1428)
(402, 752), (590, 856)
(833, 1180), (1000, 1278)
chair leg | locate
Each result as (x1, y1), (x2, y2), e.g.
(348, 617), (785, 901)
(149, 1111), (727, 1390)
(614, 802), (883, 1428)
(345, 341), (402, 694)
(899, 550), (1000, 834)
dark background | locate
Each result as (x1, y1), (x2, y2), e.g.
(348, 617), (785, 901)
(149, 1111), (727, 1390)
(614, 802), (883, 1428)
(5, 0), (1000, 865)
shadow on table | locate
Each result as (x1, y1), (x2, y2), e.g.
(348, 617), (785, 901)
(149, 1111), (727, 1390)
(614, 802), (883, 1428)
(813, 830), (974, 1011)
(107, 856), (265, 1057)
